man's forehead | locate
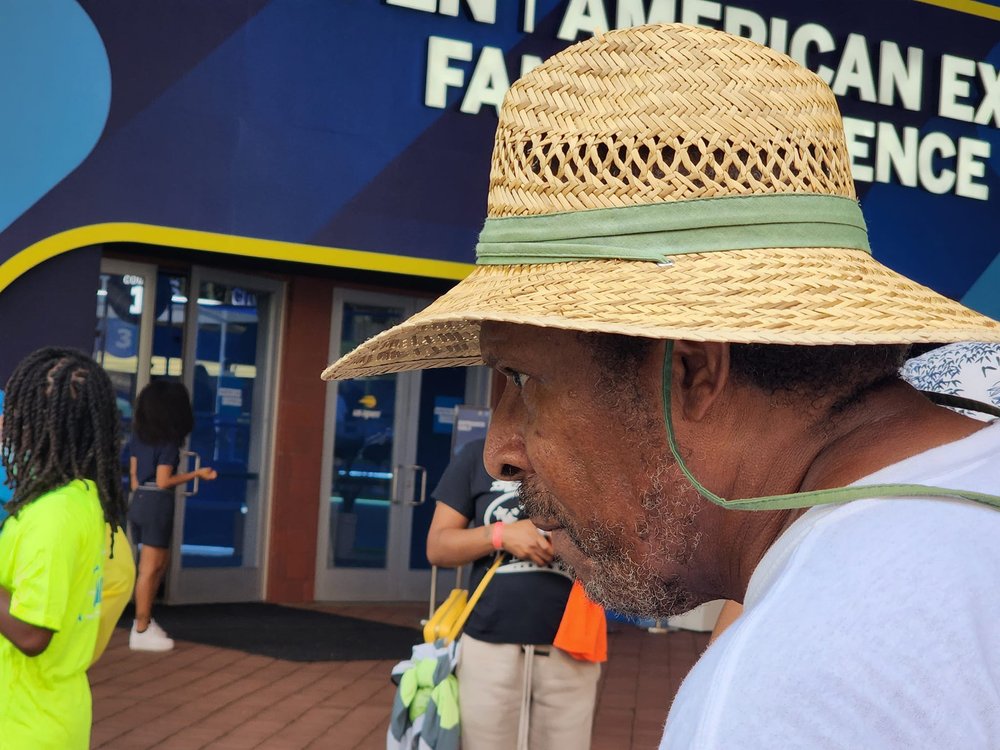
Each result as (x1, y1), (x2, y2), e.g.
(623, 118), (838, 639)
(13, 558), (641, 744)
(479, 322), (575, 365)
(479, 322), (661, 368)
(479, 320), (548, 366)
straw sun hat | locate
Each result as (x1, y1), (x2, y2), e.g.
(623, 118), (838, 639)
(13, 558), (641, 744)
(323, 23), (1000, 382)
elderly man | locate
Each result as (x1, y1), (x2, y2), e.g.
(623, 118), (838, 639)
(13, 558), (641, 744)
(324, 24), (1000, 748)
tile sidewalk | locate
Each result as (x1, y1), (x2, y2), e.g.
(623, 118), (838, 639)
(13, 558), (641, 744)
(90, 603), (708, 749)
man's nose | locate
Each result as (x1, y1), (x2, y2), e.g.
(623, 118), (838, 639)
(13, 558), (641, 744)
(484, 381), (529, 481)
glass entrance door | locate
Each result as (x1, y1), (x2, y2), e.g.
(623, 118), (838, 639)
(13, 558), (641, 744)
(168, 267), (283, 603)
(316, 289), (480, 601)
(95, 259), (282, 604)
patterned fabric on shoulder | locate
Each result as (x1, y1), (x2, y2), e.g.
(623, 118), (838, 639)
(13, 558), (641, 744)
(902, 343), (1000, 421)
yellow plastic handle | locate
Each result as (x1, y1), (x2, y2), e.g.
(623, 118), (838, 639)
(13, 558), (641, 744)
(423, 589), (468, 643)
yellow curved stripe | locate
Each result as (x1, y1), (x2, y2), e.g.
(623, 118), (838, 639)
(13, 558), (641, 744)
(914, 0), (1000, 20)
(0, 223), (474, 294)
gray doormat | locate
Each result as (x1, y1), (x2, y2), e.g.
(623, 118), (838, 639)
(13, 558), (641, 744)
(118, 602), (420, 662)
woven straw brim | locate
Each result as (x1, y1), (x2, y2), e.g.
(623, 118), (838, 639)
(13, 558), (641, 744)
(322, 248), (1000, 380)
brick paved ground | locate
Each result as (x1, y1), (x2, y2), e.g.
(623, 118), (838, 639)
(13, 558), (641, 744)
(90, 603), (708, 749)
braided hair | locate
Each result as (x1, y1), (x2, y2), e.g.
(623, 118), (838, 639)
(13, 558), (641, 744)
(1, 347), (127, 531)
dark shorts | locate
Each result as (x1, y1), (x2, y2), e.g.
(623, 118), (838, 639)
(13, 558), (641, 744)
(128, 487), (175, 548)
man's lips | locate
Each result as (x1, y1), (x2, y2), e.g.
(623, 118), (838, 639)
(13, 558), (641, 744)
(530, 518), (563, 532)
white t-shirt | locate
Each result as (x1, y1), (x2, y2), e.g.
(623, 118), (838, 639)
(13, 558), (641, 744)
(661, 420), (1000, 749)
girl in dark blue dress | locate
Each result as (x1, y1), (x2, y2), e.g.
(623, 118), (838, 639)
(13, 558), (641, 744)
(127, 381), (216, 651)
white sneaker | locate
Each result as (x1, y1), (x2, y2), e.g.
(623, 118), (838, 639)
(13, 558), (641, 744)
(129, 619), (175, 652)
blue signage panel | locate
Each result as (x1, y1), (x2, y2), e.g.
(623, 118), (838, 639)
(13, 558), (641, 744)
(0, 0), (996, 314)
(452, 404), (492, 456)
(432, 395), (463, 435)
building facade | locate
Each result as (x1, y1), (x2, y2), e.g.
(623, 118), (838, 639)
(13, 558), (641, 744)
(1, 0), (998, 605)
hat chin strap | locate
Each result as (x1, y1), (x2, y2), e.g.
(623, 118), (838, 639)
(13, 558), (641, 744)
(660, 340), (1000, 512)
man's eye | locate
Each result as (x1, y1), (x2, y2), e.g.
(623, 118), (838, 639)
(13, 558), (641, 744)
(509, 371), (530, 389)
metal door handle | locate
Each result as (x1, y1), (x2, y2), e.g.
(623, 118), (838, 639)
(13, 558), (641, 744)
(181, 450), (202, 497)
(392, 464), (428, 506)
(406, 464), (427, 507)
(390, 465), (402, 504)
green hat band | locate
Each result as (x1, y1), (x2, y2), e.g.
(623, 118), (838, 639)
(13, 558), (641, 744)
(476, 193), (870, 265)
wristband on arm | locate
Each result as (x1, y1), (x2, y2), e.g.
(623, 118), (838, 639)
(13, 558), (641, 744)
(491, 521), (504, 550)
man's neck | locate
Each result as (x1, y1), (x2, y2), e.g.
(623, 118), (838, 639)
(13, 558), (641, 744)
(799, 381), (983, 492)
(696, 381), (985, 602)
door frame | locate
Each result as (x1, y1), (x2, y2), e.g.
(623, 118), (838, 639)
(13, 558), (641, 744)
(96, 258), (158, 398)
(165, 266), (286, 604)
(315, 288), (435, 601)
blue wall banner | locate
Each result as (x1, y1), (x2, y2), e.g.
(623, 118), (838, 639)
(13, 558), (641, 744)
(433, 395), (464, 434)
(0, 0), (997, 316)
(451, 405), (492, 456)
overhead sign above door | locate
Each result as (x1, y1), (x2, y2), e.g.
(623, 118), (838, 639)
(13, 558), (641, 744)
(0, 0), (997, 315)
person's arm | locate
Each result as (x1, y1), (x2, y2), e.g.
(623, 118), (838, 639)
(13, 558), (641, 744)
(154, 463), (217, 490)
(0, 585), (54, 657)
(427, 503), (492, 567)
(427, 502), (555, 567)
(129, 456), (139, 492)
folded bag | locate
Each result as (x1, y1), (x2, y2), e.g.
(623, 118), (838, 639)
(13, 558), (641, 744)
(389, 554), (506, 750)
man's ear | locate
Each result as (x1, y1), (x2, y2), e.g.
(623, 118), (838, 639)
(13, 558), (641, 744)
(671, 341), (731, 421)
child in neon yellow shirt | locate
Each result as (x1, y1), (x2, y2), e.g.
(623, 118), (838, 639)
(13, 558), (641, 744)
(0, 348), (128, 750)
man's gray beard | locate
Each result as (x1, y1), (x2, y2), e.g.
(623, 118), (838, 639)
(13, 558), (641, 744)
(519, 460), (703, 620)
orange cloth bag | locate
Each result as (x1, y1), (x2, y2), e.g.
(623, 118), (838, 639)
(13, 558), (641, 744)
(552, 580), (607, 663)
